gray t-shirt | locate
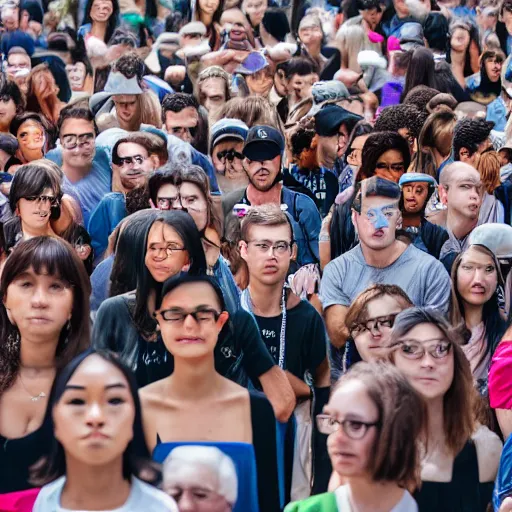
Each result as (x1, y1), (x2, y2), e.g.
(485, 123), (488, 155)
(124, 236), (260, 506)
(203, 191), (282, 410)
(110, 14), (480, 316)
(320, 244), (451, 313)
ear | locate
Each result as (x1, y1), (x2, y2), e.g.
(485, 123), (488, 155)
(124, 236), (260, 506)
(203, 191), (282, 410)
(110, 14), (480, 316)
(438, 184), (448, 205)
(149, 154), (160, 169)
(351, 210), (359, 234)
(3, 294), (16, 326)
(239, 240), (249, 262)
(291, 242), (298, 261)
(396, 210), (403, 230)
(459, 147), (470, 162)
(216, 311), (229, 331)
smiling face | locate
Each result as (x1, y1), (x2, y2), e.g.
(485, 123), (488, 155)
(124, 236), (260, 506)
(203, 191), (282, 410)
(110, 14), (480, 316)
(53, 355), (135, 468)
(402, 182), (429, 214)
(156, 281), (228, 360)
(90, 0), (113, 23)
(145, 222), (190, 283)
(324, 379), (379, 478)
(484, 56), (502, 82)
(243, 0), (266, 26)
(17, 186), (55, 232)
(392, 323), (454, 400)
(3, 266), (73, 341)
(456, 246), (498, 308)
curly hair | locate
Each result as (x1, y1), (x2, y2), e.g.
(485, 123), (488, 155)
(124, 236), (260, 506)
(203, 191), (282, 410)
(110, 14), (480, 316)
(290, 116), (316, 159)
(374, 104), (426, 140)
(453, 117), (494, 160)
(113, 52), (145, 81)
(403, 85), (440, 112)
(161, 93), (199, 121)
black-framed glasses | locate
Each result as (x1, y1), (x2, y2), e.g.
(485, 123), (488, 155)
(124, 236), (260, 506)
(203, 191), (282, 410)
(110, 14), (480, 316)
(316, 415), (380, 439)
(248, 240), (293, 255)
(147, 244), (187, 258)
(23, 195), (58, 205)
(113, 155), (147, 167)
(349, 313), (399, 337)
(61, 133), (95, 150)
(156, 195), (206, 212)
(216, 149), (244, 163)
(395, 340), (452, 360)
(154, 307), (221, 324)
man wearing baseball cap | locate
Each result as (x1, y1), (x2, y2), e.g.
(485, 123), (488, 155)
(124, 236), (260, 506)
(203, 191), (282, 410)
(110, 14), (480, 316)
(222, 124), (321, 267)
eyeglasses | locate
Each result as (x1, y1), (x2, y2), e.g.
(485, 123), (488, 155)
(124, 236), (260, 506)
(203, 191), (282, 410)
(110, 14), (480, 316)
(154, 307), (221, 324)
(247, 240), (292, 255)
(216, 149), (244, 163)
(349, 313), (399, 337)
(61, 133), (95, 150)
(147, 244), (187, 258)
(395, 340), (452, 360)
(156, 194), (206, 212)
(316, 415), (380, 439)
(170, 126), (197, 138)
(23, 195), (58, 205)
(113, 155), (147, 167)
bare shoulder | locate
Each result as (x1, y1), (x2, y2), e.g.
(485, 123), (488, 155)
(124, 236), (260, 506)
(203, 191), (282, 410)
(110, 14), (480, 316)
(220, 377), (251, 404)
(472, 424), (503, 482)
(139, 379), (167, 407)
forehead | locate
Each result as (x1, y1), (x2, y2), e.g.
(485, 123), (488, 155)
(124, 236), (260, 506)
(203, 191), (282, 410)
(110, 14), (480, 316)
(147, 221), (182, 244)
(398, 322), (446, 342)
(161, 281), (221, 308)
(60, 117), (94, 135)
(8, 53), (30, 64)
(403, 181), (428, 189)
(118, 142), (148, 157)
(364, 294), (404, 318)
(165, 107), (199, 125)
(450, 167), (481, 184)
(214, 139), (244, 152)
(113, 94), (137, 103)
(361, 195), (398, 210)
(459, 247), (494, 265)
(247, 222), (292, 240)
(18, 120), (43, 133)
(377, 149), (404, 162)
(178, 181), (205, 198)
(328, 379), (378, 417)
(200, 77), (225, 93)
(351, 135), (369, 148)
(157, 182), (178, 197)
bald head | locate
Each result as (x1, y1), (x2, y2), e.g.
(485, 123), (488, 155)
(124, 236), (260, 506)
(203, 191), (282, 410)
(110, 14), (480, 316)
(440, 162), (481, 187)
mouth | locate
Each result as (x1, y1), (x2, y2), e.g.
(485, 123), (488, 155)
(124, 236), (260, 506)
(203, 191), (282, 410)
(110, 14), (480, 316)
(372, 229), (385, 238)
(417, 377), (438, 384)
(83, 431), (109, 440)
(263, 265), (279, 274)
(470, 286), (486, 294)
(27, 316), (51, 323)
(467, 204), (479, 212)
(34, 211), (50, 218)
(176, 337), (205, 344)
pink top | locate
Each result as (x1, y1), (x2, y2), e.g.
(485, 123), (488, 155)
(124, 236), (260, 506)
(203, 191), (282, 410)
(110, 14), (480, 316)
(489, 341), (512, 409)
(0, 488), (40, 512)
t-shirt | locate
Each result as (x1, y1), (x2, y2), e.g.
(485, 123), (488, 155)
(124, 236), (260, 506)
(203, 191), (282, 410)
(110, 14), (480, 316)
(320, 244), (451, 313)
(254, 300), (327, 380)
(32, 476), (177, 512)
(335, 486), (418, 511)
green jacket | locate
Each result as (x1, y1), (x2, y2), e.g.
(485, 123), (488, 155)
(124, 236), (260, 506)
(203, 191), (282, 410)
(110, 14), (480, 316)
(285, 493), (338, 512)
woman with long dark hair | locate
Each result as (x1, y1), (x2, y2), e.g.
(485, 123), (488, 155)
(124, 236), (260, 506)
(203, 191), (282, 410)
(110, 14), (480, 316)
(447, 19), (480, 88)
(78, 0), (120, 44)
(0, 237), (90, 494)
(31, 350), (178, 511)
(401, 47), (439, 101)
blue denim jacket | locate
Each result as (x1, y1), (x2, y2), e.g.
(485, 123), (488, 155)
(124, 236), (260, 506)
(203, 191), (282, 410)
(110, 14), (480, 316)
(487, 97), (508, 132)
(494, 434), (512, 510)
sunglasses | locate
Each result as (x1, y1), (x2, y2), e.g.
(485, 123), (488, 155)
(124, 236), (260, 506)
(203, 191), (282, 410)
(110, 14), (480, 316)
(113, 155), (147, 167)
(216, 149), (244, 163)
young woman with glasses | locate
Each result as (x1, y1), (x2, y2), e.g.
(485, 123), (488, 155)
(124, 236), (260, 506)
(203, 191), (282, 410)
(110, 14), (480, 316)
(389, 308), (502, 512)
(140, 273), (280, 512)
(285, 361), (424, 511)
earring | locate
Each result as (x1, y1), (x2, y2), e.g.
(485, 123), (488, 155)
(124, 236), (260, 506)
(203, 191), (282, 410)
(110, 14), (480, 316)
(7, 330), (20, 353)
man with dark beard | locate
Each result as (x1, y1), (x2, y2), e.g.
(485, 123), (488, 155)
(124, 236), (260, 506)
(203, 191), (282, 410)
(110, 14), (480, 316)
(222, 125), (321, 267)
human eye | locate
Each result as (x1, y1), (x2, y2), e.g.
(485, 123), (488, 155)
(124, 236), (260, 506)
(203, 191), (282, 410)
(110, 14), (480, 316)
(376, 317), (393, 329)
(255, 242), (270, 251)
(67, 397), (86, 405)
(433, 343), (450, 358)
(461, 264), (473, 271)
(108, 397), (126, 405)
(49, 281), (66, 291)
(485, 265), (495, 273)
(134, 156), (144, 165)
(275, 242), (289, 252)
(401, 343), (420, 357)
(196, 309), (216, 322)
(193, 489), (210, 499)
(18, 280), (33, 288)
(345, 420), (365, 433)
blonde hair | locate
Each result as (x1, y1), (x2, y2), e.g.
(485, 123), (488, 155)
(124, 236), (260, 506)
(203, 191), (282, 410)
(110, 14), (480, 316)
(336, 23), (366, 71)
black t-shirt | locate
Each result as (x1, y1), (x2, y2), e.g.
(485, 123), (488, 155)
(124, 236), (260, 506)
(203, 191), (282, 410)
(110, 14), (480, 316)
(254, 300), (327, 380)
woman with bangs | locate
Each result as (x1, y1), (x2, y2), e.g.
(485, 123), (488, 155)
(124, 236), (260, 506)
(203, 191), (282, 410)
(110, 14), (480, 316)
(450, 244), (507, 394)
(389, 308), (502, 512)
(0, 236), (91, 495)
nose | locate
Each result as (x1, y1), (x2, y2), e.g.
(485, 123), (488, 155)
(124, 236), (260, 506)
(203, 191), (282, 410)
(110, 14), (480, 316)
(85, 402), (105, 427)
(30, 285), (50, 308)
(177, 491), (196, 512)
(420, 351), (435, 368)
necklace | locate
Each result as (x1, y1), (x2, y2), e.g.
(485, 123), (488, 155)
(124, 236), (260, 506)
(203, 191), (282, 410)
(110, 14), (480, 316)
(18, 374), (47, 402)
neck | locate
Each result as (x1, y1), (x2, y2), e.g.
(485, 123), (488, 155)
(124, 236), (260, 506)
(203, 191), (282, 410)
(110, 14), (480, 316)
(248, 279), (284, 317)
(19, 333), (58, 369)
(345, 477), (406, 512)
(307, 43), (321, 57)
(62, 457), (130, 510)
(246, 183), (282, 206)
(169, 355), (223, 400)
(360, 240), (406, 268)
(21, 220), (54, 239)
(433, 148), (447, 168)
(111, 174), (129, 195)
(90, 20), (107, 40)
(446, 210), (477, 241)
(62, 161), (92, 183)
(463, 302), (483, 329)
(450, 49), (465, 64)
(199, 11), (213, 27)
(402, 212), (422, 228)
(425, 395), (446, 448)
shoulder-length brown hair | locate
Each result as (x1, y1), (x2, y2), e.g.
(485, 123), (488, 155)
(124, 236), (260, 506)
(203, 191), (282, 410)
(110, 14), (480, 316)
(389, 307), (476, 455)
(334, 361), (425, 490)
(0, 236), (91, 395)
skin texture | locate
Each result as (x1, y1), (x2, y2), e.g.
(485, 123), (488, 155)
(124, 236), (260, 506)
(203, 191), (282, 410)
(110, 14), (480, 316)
(0, 98), (17, 132)
(439, 167), (482, 221)
(90, 0), (113, 23)
(113, 95), (138, 127)
(199, 77), (227, 113)
(451, 28), (470, 53)
(114, 143), (153, 192)
(243, 0), (266, 27)
(164, 107), (199, 144)
(66, 63), (87, 91)
(402, 182), (429, 214)
(373, 149), (406, 182)
(246, 69), (274, 97)
(16, 120), (45, 162)
(243, 154), (281, 192)
(17, 186), (55, 236)
(61, 118), (96, 175)
(484, 57), (502, 82)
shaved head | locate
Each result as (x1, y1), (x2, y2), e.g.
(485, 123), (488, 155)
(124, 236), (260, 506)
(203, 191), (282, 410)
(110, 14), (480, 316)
(440, 162), (481, 187)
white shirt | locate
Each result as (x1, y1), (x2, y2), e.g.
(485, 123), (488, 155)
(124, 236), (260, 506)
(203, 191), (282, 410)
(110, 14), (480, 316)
(32, 476), (178, 512)
(335, 485), (418, 512)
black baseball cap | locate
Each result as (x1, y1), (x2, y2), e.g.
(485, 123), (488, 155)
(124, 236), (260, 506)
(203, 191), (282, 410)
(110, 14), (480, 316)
(314, 104), (363, 137)
(243, 125), (285, 162)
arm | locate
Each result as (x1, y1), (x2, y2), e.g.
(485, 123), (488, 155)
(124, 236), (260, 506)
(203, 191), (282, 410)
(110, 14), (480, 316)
(285, 370), (311, 399)
(324, 305), (349, 349)
(319, 212), (332, 271)
(496, 409), (512, 440)
(259, 366), (296, 422)
(422, 261), (452, 314)
(315, 358), (331, 388)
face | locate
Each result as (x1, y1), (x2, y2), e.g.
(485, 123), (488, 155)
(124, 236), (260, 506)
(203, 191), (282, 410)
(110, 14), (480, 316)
(456, 247), (498, 308)
(288, 73), (318, 103)
(360, 7), (383, 30)
(243, 154), (281, 192)
(164, 460), (232, 512)
(243, 0), (266, 26)
(212, 140), (248, 192)
(324, 379), (379, 478)
(393, 0), (409, 17)
(1, 5), (19, 30)
(113, 95), (138, 126)
(66, 62), (87, 91)
(90, 0), (113, 23)
(155, 282), (228, 360)
(337, 124), (350, 158)
(17, 186), (55, 231)
(440, 168), (482, 220)
(145, 222), (190, 283)
(392, 323), (454, 400)
(3, 266), (73, 340)
(0, 98), (16, 132)
(298, 24), (323, 47)
(503, 8), (512, 35)
(402, 182), (429, 214)
(451, 28), (470, 52)
(353, 195), (401, 251)
(484, 57), (502, 82)
(156, 182), (208, 232)
(17, 120), (45, 161)
(240, 224), (293, 286)
(114, 143), (153, 191)
(164, 107), (199, 144)
(199, 78), (226, 114)
(60, 118), (96, 170)
(198, 0), (220, 16)
(374, 149), (406, 183)
(53, 355), (135, 468)
(346, 135), (369, 169)
(351, 295), (404, 362)
(6, 52), (31, 81)
(246, 68), (274, 97)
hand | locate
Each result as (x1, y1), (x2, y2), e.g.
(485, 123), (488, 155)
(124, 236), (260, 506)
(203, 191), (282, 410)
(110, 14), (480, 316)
(288, 264), (321, 299)
(164, 65), (186, 85)
(500, 498), (512, 512)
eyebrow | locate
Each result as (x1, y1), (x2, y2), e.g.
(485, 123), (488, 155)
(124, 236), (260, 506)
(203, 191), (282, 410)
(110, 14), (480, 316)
(63, 383), (127, 391)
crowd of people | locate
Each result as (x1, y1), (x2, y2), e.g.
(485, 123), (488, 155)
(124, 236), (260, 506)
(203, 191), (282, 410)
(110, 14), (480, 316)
(1, 0), (512, 510)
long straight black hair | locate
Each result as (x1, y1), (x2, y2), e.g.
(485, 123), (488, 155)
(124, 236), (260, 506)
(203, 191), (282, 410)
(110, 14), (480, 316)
(82, 0), (120, 44)
(31, 349), (155, 486)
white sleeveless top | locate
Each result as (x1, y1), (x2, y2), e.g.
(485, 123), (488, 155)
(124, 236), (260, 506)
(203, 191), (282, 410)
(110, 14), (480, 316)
(335, 485), (418, 512)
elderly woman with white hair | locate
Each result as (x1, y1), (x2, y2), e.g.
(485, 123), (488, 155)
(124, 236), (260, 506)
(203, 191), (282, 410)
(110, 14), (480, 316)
(163, 445), (238, 511)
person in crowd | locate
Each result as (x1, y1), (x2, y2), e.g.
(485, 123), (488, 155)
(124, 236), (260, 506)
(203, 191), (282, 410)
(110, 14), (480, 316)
(286, 361), (424, 511)
(320, 177), (451, 349)
(389, 307), (502, 512)
(453, 117), (494, 167)
(466, 49), (505, 105)
(9, 112), (52, 164)
(45, 106), (111, 227)
(0, 77), (24, 134)
(5, 46), (32, 96)
(140, 273), (280, 511)
(162, 445), (238, 511)
(0, 237), (90, 494)
(78, 0), (119, 45)
(447, 19), (480, 89)
(31, 350), (178, 512)
(401, 47), (440, 101)
(450, 243), (507, 393)
(476, 150), (507, 224)
(88, 132), (166, 260)
(279, 57), (320, 114)
(196, 66), (231, 118)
